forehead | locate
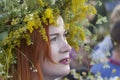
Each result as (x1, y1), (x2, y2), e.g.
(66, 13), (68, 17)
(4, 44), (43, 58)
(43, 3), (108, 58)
(49, 16), (65, 33)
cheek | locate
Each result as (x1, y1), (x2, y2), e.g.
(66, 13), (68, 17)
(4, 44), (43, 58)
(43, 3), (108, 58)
(50, 43), (59, 61)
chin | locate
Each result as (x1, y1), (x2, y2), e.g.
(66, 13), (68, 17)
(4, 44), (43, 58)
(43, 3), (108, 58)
(59, 66), (70, 76)
(64, 70), (70, 75)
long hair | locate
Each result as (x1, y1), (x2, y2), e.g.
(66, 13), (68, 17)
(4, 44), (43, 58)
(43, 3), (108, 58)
(14, 25), (53, 80)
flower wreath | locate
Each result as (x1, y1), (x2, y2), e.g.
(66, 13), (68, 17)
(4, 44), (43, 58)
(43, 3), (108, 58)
(0, 0), (96, 78)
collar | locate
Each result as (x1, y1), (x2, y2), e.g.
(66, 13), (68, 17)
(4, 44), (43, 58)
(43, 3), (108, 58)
(109, 58), (120, 66)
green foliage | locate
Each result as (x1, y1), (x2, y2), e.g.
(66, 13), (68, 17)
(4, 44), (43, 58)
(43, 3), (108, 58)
(96, 15), (108, 24)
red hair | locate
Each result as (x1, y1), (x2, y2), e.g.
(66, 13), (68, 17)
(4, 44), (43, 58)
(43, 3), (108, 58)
(14, 26), (53, 80)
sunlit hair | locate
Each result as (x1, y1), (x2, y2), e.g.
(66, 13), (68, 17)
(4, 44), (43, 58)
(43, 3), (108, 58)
(110, 4), (120, 29)
(14, 25), (53, 80)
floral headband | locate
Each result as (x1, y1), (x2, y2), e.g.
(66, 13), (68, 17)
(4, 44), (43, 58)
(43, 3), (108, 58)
(0, 0), (96, 78)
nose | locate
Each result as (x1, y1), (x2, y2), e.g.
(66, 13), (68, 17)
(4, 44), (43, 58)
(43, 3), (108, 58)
(59, 39), (71, 53)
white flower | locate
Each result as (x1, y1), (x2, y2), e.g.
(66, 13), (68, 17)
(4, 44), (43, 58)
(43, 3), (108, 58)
(96, 76), (104, 80)
(51, 0), (56, 5)
(110, 76), (120, 80)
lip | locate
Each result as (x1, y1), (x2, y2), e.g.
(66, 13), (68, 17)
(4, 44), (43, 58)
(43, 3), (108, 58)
(59, 57), (70, 65)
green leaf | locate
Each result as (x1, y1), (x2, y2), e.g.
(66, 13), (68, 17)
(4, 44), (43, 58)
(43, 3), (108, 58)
(98, 1), (102, 6)
(96, 15), (108, 24)
(102, 17), (108, 23)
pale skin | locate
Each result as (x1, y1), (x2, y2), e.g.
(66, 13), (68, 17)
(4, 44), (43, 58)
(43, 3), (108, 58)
(40, 16), (71, 80)
(112, 47), (120, 62)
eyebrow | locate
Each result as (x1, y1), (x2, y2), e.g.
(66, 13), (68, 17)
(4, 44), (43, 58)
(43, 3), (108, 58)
(49, 33), (59, 36)
(49, 30), (67, 36)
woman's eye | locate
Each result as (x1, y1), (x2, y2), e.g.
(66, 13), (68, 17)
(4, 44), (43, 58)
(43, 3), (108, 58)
(50, 37), (57, 42)
(63, 32), (68, 38)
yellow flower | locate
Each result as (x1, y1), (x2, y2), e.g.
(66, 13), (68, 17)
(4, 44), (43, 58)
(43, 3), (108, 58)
(39, 26), (48, 41)
(81, 6), (88, 13)
(26, 21), (35, 33)
(64, 78), (69, 80)
(11, 18), (19, 25)
(112, 69), (116, 73)
(38, 0), (44, 7)
(34, 13), (42, 28)
(88, 5), (97, 14)
(78, 27), (85, 41)
(44, 8), (54, 24)
(45, 8), (53, 18)
(72, 0), (85, 13)
(65, 23), (70, 30)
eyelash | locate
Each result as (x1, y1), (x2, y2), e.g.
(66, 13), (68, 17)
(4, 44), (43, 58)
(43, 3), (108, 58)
(64, 32), (68, 37)
(50, 37), (57, 41)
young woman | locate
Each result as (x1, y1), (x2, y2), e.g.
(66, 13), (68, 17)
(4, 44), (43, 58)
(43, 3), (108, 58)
(16, 16), (71, 80)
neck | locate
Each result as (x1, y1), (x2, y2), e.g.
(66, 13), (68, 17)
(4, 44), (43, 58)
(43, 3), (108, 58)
(31, 69), (60, 80)
(43, 73), (64, 80)
(43, 76), (57, 80)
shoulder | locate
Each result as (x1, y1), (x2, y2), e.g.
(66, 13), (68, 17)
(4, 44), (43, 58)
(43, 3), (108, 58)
(90, 63), (103, 73)
(90, 62), (112, 75)
(90, 62), (120, 78)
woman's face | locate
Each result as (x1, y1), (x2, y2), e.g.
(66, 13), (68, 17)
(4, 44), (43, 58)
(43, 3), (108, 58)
(41, 16), (71, 78)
